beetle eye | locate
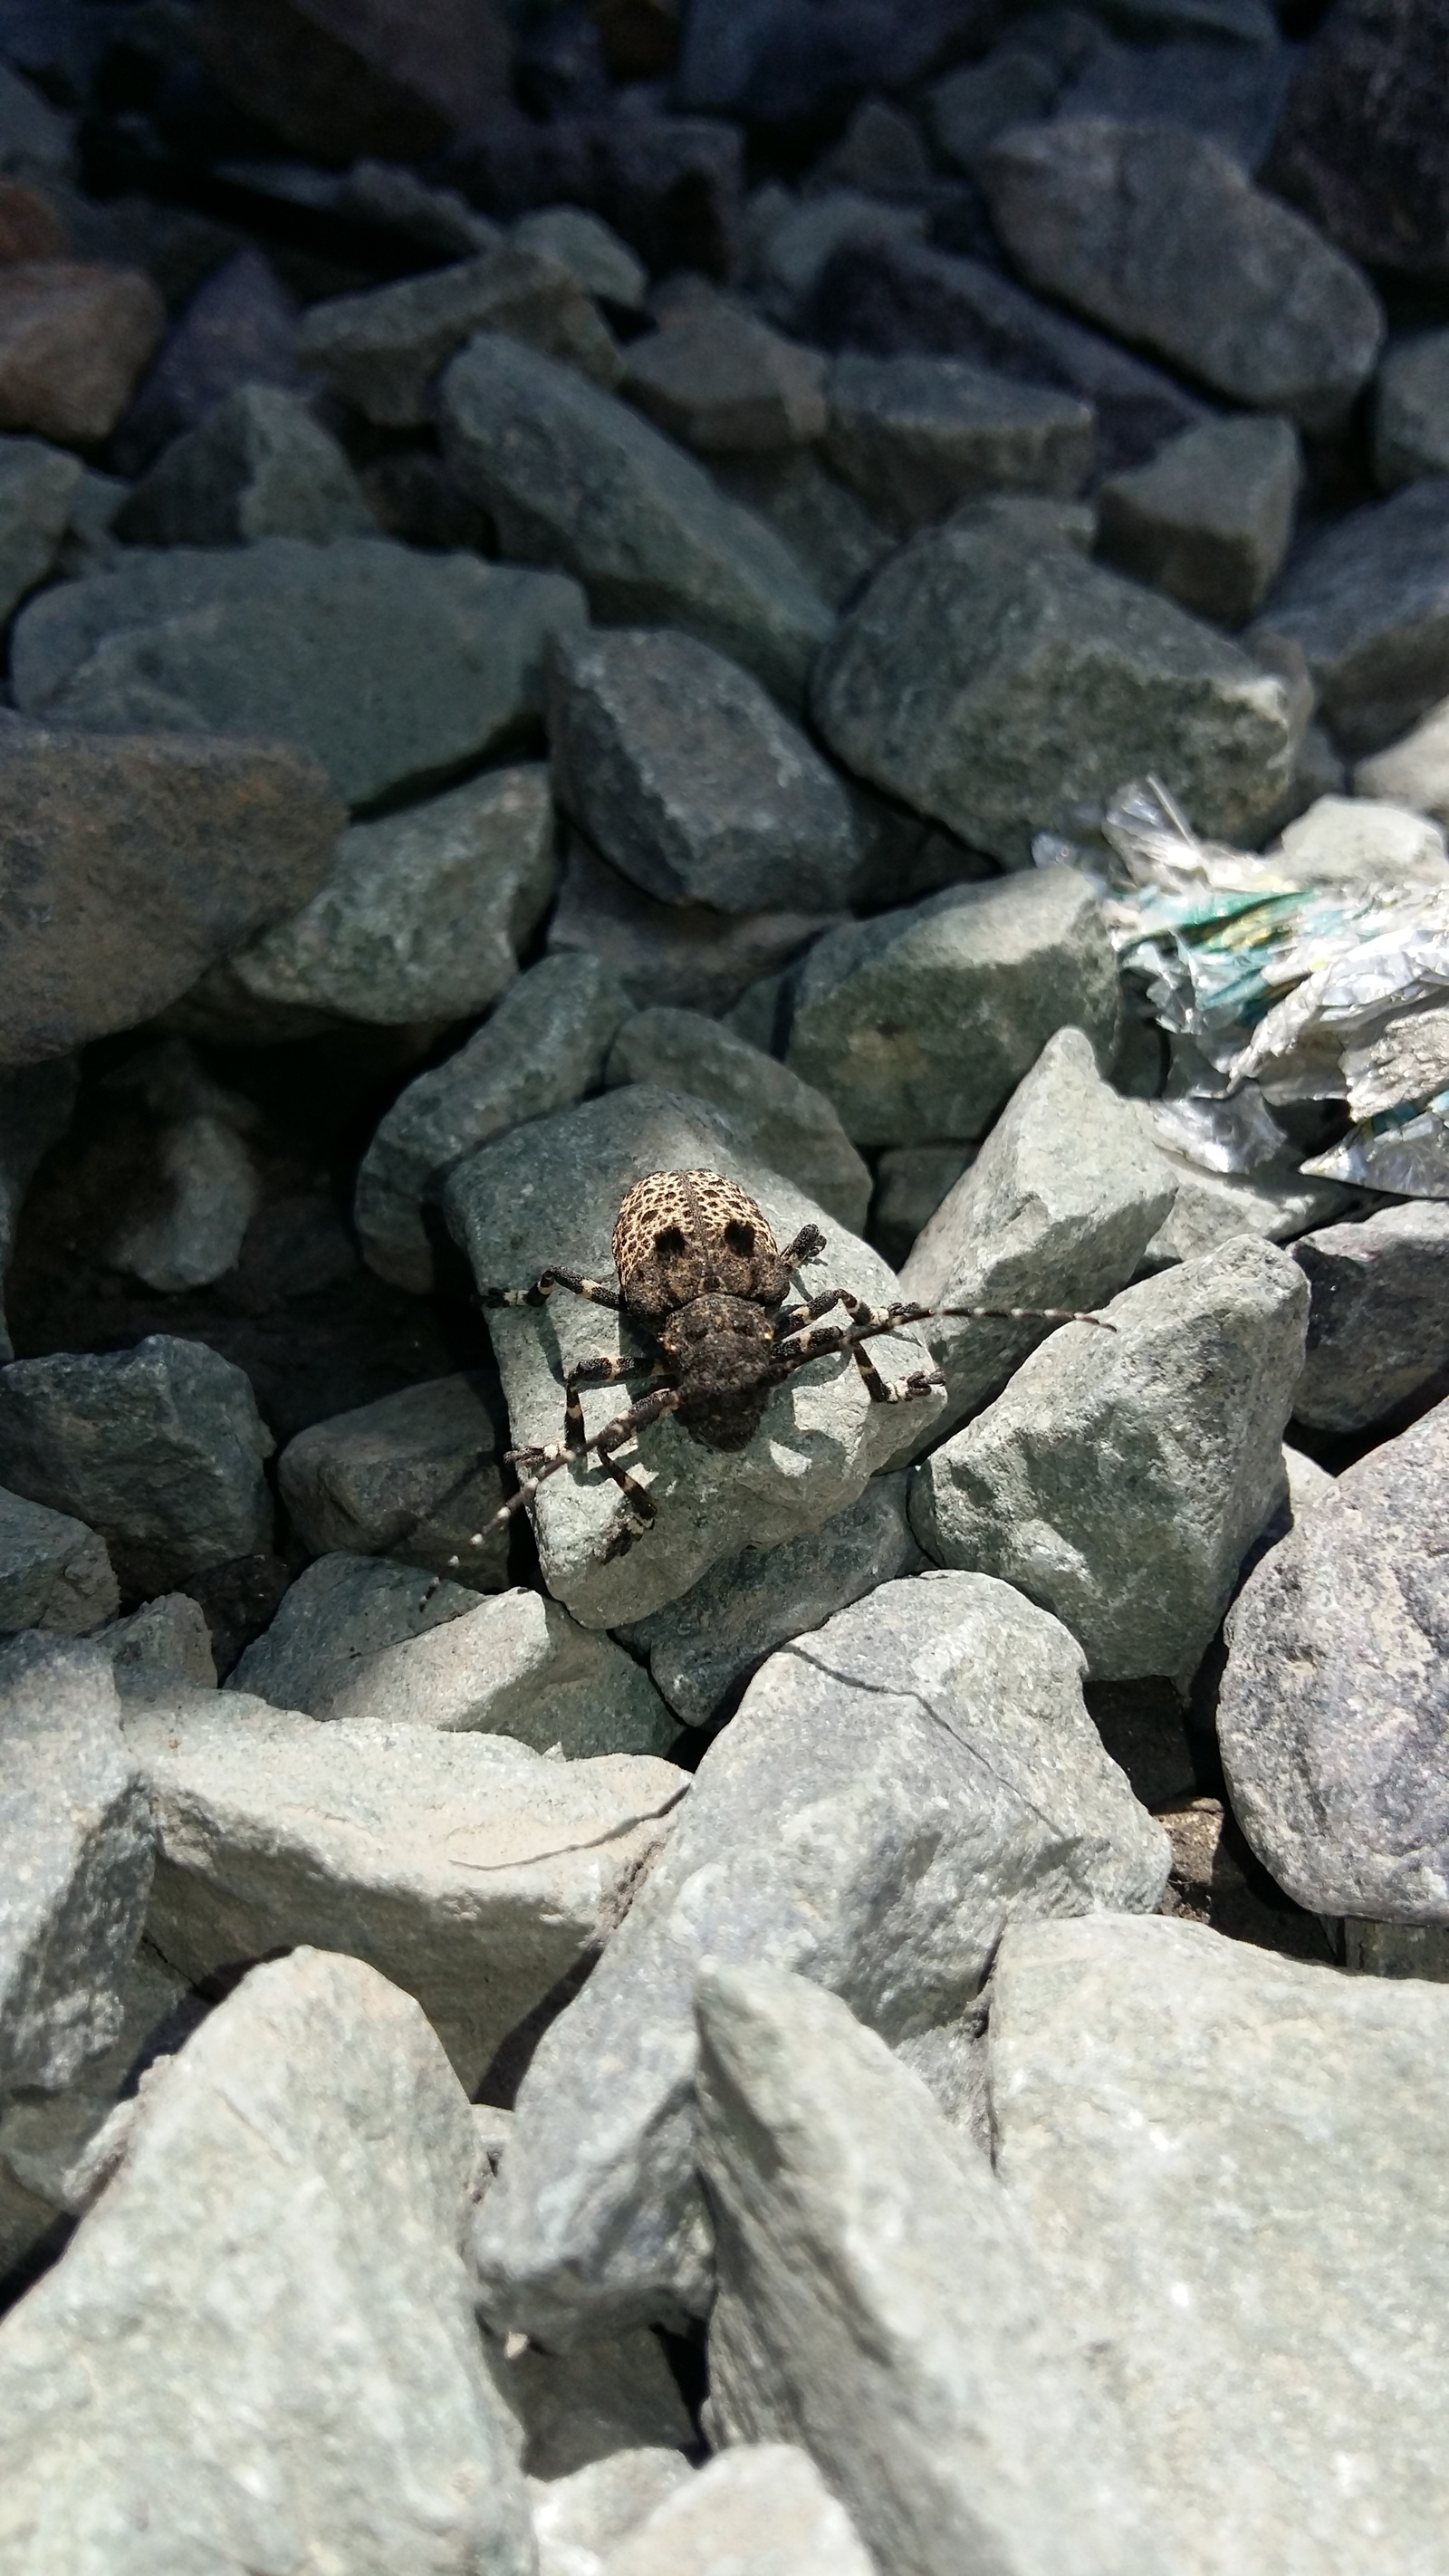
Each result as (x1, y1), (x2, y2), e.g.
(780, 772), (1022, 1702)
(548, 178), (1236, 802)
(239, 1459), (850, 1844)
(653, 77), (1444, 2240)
(655, 1226), (686, 1261)
(723, 1219), (755, 1256)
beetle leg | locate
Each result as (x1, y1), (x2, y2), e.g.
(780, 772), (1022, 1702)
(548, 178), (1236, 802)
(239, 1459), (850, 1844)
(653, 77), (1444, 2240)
(779, 1223), (827, 1270)
(454, 1382), (682, 1558)
(485, 1265), (624, 1312)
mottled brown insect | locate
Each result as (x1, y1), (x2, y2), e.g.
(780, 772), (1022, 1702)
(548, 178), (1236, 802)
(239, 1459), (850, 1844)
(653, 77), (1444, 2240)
(463, 1167), (1113, 1565)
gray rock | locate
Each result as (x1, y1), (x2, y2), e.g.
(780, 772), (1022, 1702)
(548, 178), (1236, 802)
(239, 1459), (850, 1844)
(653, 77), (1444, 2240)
(989, 1911), (1449, 2576)
(811, 93), (934, 194)
(1136, 1129), (1350, 1268)
(0, 1636), (153, 2095)
(356, 953), (631, 1294)
(1096, 415), (1302, 626)
(912, 1235), (1310, 1683)
(605, 1007), (870, 1232)
(229, 1552), (480, 1710)
(334, 159), (500, 259)
(1056, 34), (1298, 172)
(1355, 692), (1449, 818)
(824, 352), (1094, 536)
(10, 536), (588, 810)
(1374, 328), (1449, 490)
(0, 61), (74, 183)
(0, 1056), (77, 1355)
(126, 1690), (684, 2091)
(108, 1110), (260, 1293)
(279, 1373), (510, 1589)
(1291, 1202), (1449, 1432)
(501, 2333), (692, 2482)
(0, 1334), (273, 1595)
(470, 1571), (1167, 2342)
(710, 447), (893, 608)
(548, 832), (843, 1017)
(548, 627), (861, 915)
(751, 187), (926, 326)
(868, 1142), (975, 1268)
(927, 47), (1067, 173)
(97, 1594), (216, 1701)
(0, 1940), (201, 2232)
(1255, 477), (1449, 755)
(1218, 1393), (1449, 1920)
(813, 505), (1297, 865)
(784, 871), (1121, 1147)
(615, 1469), (923, 1726)
(512, 207), (648, 312)
(978, 118), (1384, 433)
(113, 384), (372, 547)
(898, 1026), (1178, 1440)
(0, 433), (82, 624)
(439, 333), (834, 710)
(699, 1967), (1160, 2576)
(533, 2453), (695, 2576)
(1281, 1440), (1336, 1522)
(231, 764), (557, 1028)
(1275, 791), (1449, 884)
(445, 1085), (942, 1629)
(607, 2442), (875, 2576)
(0, 1487), (118, 1637)
(298, 245), (622, 428)
(0, 719), (342, 1070)
(0, 1946), (535, 2576)
(622, 306), (827, 455)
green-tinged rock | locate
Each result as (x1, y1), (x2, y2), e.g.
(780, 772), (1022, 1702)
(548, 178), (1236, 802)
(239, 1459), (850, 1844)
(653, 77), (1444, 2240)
(113, 385), (372, 546)
(605, 1007), (871, 1231)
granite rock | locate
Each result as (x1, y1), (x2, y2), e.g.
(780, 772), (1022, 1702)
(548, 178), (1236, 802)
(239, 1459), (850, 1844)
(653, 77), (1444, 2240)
(110, 246), (303, 477)
(783, 870), (1121, 1147)
(823, 351), (1094, 535)
(1096, 415), (1302, 627)
(0, 1487), (118, 1637)
(278, 1374), (510, 1589)
(1255, 476), (1449, 755)
(1275, 791), (1449, 883)
(0, 1946), (535, 2576)
(548, 626), (861, 914)
(533, 2452), (694, 2576)
(228, 1552), (476, 1710)
(1292, 1204), (1449, 1433)
(621, 305), (827, 454)
(1354, 689), (1449, 816)
(548, 832), (842, 1017)
(927, 45), (1068, 172)
(1218, 1394), (1449, 1919)
(0, 1940), (201, 2236)
(97, 1595), (216, 1702)
(11, 535), (587, 809)
(0, 1635), (153, 2095)
(0, 432), (81, 623)
(126, 1690), (684, 2091)
(1263, 0), (1449, 282)
(0, 1335), (273, 1596)
(298, 245), (621, 430)
(912, 1236), (1310, 1682)
(1374, 328), (1449, 489)
(0, 260), (164, 445)
(356, 952), (630, 1294)
(470, 1572), (1167, 2342)
(605, 1007), (870, 1229)
(1054, 34), (1296, 169)
(607, 2443), (875, 2576)
(439, 332), (833, 709)
(107, 1110), (260, 1295)
(813, 505), (1297, 864)
(513, 206), (648, 311)
(113, 384), (372, 547)
(1135, 1125), (1350, 1268)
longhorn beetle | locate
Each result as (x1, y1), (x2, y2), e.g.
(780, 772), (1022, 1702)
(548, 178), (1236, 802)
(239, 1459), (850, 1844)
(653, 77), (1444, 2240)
(457, 1168), (1115, 1567)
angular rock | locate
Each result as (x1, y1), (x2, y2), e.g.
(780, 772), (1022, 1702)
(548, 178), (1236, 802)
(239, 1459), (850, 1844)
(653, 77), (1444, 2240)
(231, 764), (556, 1029)
(229, 1552), (477, 1705)
(125, 1690), (684, 2091)
(0, 259), (164, 445)
(868, 1141), (974, 1269)
(471, 1571), (1167, 2341)
(616, 1468), (923, 1726)
(501, 2335), (692, 2482)
(1263, 0), (1449, 282)
(110, 245), (303, 476)
(783, 871), (1121, 1147)
(0, 1635), (153, 2094)
(609, 2444), (875, 2576)
(1254, 476), (1449, 755)
(1096, 415), (1302, 627)
(549, 832), (842, 1016)
(898, 1027), (1177, 1439)
(0, 1939), (202, 2235)
(439, 333), (833, 709)
(445, 1086), (943, 1629)
(1056, 34), (1297, 172)
(108, 1111), (260, 1295)
(622, 306), (827, 454)
(1373, 327), (1449, 490)
(989, 1910), (1449, 2576)
(823, 351), (1094, 536)
(549, 627), (860, 915)
(979, 120), (1383, 433)
(445, 110), (744, 282)
(1219, 1394), (1449, 1918)
(711, 445), (892, 609)
(1292, 1203), (1449, 1434)
(927, 45), (1069, 172)
(700, 1968), (1160, 2576)
(814, 92), (935, 192)
(533, 2451), (694, 2576)
(605, 1008), (870, 1230)
(113, 383), (372, 547)
(196, 0), (512, 163)
(0, 1486), (118, 1636)
(1275, 790), (1449, 883)
(912, 1236), (1310, 1683)
(0, 431), (80, 623)
(278, 1373), (509, 1587)
(356, 953), (629, 1294)
(299, 245), (620, 432)
(98, 1594), (216, 1701)
(1354, 689), (1449, 816)
(0, 1335), (273, 1595)
(813, 507), (1297, 864)
(0, 1946), (534, 2576)
(752, 187), (926, 328)
(0, 1055), (76, 1355)
(11, 536), (587, 811)
(1135, 1123), (1349, 1267)
(513, 206), (648, 312)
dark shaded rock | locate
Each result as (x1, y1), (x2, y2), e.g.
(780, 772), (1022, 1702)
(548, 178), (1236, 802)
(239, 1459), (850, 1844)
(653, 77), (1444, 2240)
(446, 112), (745, 282)
(622, 306), (826, 454)
(0, 262), (164, 447)
(1255, 477), (1449, 755)
(547, 833), (843, 1016)
(823, 351), (1093, 534)
(675, 0), (981, 124)
(113, 385), (370, 548)
(710, 448), (892, 608)
(811, 93), (934, 194)
(0, 722), (341, 1069)
(1095, 415), (1301, 626)
(278, 1373), (509, 1589)
(1056, 37), (1298, 170)
(0, 434), (81, 623)
(298, 246), (621, 431)
(110, 247), (303, 479)
(0, 1486), (117, 1637)
(1373, 329), (1449, 491)
(1263, 0), (1449, 282)
(868, 1142), (974, 1269)
(1291, 1202), (1449, 1434)
(752, 188), (926, 331)
(193, 0), (513, 166)
(355, 447), (494, 554)
(927, 45), (1069, 174)
(512, 206), (648, 312)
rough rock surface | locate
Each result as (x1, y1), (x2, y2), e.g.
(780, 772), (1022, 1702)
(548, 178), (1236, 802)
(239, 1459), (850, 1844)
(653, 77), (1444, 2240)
(0, 1636), (153, 2095)
(813, 505), (1297, 864)
(605, 1008), (871, 1230)
(990, 1912), (1449, 2576)
(823, 351), (1094, 535)
(550, 832), (843, 1017)
(0, 259), (165, 444)
(1135, 1133), (1348, 1268)
(0, 1947), (536, 2575)
(1374, 326), (1449, 489)
(110, 245), (305, 477)
(125, 1690), (685, 2091)
(1217, 1394), (1449, 1921)
(439, 332), (833, 709)
(1291, 1201), (1449, 1432)
(784, 871), (1120, 1147)
(113, 384), (372, 547)
(0, 433), (82, 623)
(532, 2451), (695, 2576)
(357, 952), (630, 1293)
(1263, 0), (1449, 281)
(278, 1373), (511, 1589)
(621, 303), (827, 452)
(10, 536), (587, 809)
(912, 1237), (1310, 1682)
(98, 1595), (216, 1702)
(444, 1085), (943, 1628)
(107, 1110), (259, 1295)
(699, 1967), (1159, 2576)
(1256, 476), (1449, 754)
(1096, 415), (1302, 626)
(609, 2443), (876, 2576)
(1354, 689), (1449, 815)
(0, 1334), (274, 1595)
(228, 1551), (486, 1708)
(471, 1572), (1167, 2343)
(299, 245), (621, 426)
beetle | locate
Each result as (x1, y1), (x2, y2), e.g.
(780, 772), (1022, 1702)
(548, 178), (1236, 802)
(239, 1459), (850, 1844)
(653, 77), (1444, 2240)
(460, 1167), (1113, 1564)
